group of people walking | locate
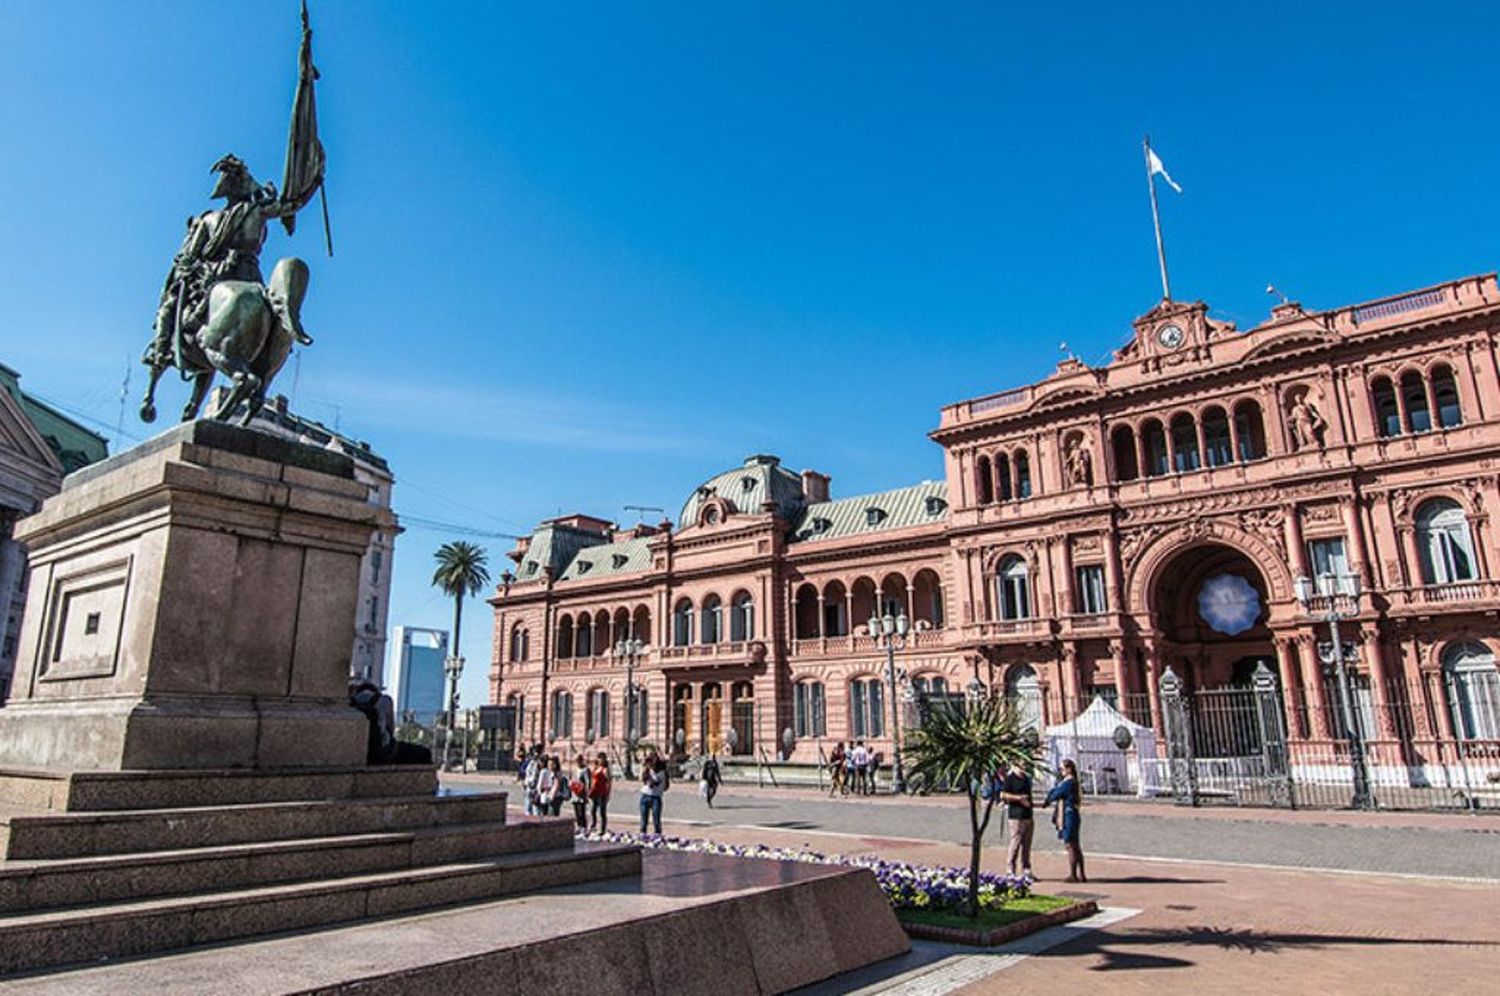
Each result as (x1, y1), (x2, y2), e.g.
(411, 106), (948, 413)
(992, 757), (1086, 883)
(827, 740), (881, 796)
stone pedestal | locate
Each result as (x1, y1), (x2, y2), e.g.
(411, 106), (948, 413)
(0, 420), (393, 771)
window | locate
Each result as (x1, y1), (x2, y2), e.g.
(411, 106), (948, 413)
(1075, 564), (1107, 614)
(1307, 537), (1352, 594)
(975, 455), (993, 504)
(997, 556), (1031, 620)
(626, 686), (649, 741)
(850, 679), (885, 738)
(367, 596), (379, 631)
(995, 453), (1013, 502)
(551, 690), (573, 739)
(1111, 425), (1140, 482)
(730, 593), (753, 641)
(1202, 407), (1232, 467)
(822, 583), (849, 637)
(510, 625), (529, 662)
(370, 549), (382, 585)
(1400, 370), (1431, 433)
(1372, 377), (1401, 437)
(794, 584), (820, 639)
(1416, 499), (1478, 584)
(865, 507), (886, 526)
(700, 595), (722, 644)
(730, 681), (755, 755)
(1005, 664), (1042, 731)
(794, 681), (827, 738)
(1432, 365), (1462, 429)
(911, 675), (947, 696)
(1014, 451), (1032, 498)
(1442, 642), (1500, 740)
(1170, 414), (1200, 472)
(587, 689), (610, 741)
(1234, 401), (1267, 461)
(1142, 420), (1169, 477)
(556, 617), (573, 659)
(575, 620), (592, 658)
(673, 599), (693, 646)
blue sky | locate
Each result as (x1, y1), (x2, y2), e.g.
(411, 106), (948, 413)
(3, 2), (1497, 706)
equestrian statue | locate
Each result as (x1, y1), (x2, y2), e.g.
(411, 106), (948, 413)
(141, 2), (330, 427)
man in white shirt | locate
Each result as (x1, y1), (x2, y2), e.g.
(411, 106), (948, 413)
(851, 741), (870, 795)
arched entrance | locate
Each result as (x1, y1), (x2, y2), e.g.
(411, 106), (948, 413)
(1152, 543), (1277, 689)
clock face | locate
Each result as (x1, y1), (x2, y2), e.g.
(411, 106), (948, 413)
(1156, 324), (1185, 349)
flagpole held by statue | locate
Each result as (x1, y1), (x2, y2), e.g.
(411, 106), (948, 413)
(140, 0), (331, 427)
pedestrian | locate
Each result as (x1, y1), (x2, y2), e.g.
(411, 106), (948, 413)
(850, 740), (868, 795)
(999, 759), (1035, 878)
(546, 756), (568, 816)
(701, 754), (722, 808)
(639, 754), (666, 835)
(588, 752), (611, 833)
(569, 754), (591, 830)
(1045, 759), (1086, 883)
(523, 748), (542, 816)
(828, 741), (846, 797)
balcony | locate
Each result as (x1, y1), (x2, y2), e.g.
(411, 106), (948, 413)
(788, 628), (952, 659)
(1395, 579), (1500, 609)
(657, 641), (766, 667)
(962, 618), (1052, 643)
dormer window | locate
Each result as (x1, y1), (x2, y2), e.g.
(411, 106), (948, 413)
(741, 476), (756, 492)
(576, 560), (592, 574)
(611, 554), (628, 569)
(524, 562), (538, 576)
(811, 517), (831, 534)
(865, 507), (887, 527)
(925, 496), (947, 516)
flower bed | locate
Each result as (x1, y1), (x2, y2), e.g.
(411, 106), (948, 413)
(580, 829), (1030, 914)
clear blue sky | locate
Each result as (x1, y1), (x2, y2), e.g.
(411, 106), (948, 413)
(3, 2), (1497, 706)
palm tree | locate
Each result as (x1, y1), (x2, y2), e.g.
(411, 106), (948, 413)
(430, 541), (491, 765)
(903, 694), (1036, 918)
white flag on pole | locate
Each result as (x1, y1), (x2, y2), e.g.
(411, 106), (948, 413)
(1147, 147), (1183, 194)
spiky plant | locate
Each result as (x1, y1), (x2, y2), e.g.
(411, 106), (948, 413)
(903, 694), (1037, 917)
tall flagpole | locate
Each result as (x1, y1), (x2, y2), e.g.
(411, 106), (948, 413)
(1144, 135), (1171, 301)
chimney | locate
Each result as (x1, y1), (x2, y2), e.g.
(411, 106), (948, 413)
(801, 469), (830, 504)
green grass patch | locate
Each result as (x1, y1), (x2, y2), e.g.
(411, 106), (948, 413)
(896, 894), (1075, 932)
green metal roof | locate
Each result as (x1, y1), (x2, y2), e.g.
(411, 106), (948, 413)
(0, 364), (109, 473)
(679, 454), (805, 527)
(517, 522), (611, 580)
(556, 536), (653, 582)
(791, 480), (948, 543)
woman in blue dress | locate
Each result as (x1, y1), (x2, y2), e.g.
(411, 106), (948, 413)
(1045, 759), (1086, 882)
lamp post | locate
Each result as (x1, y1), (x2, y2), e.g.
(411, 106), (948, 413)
(1294, 572), (1372, 810)
(443, 654), (465, 770)
(614, 638), (643, 779)
(868, 610), (909, 794)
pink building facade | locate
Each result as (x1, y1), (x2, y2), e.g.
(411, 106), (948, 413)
(491, 274), (1500, 794)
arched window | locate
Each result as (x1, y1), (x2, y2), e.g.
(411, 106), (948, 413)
(1233, 400), (1267, 461)
(1170, 413), (1200, 472)
(556, 616), (574, 659)
(575, 617), (592, 658)
(509, 624), (527, 662)
(1014, 450), (1033, 499)
(730, 592), (753, 641)
(551, 689), (574, 739)
(850, 577), (878, 629)
(794, 680), (826, 738)
(879, 573), (905, 620)
(1142, 419), (1169, 477)
(911, 674), (948, 696)
(730, 681), (754, 754)
(975, 455), (993, 505)
(1442, 642), (1500, 740)
(1005, 664), (1042, 731)
(700, 594), (722, 645)
(850, 677), (886, 738)
(997, 556), (1031, 621)
(632, 606), (652, 646)
(822, 580), (848, 637)
(626, 686), (648, 741)
(1432, 364), (1462, 429)
(611, 608), (631, 648)
(1416, 498), (1478, 584)
(1201, 406), (1232, 467)
(1400, 370), (1431, 433)
(995, 453), (1013, 502)
(1371, 376), (1401, 437)
(1111, 425), (1139, 482)
(673, 598), (694, 646)
(586, 688), (610, 741)
(793, 583), (820, 639)
(593, 610), (610, 656)
(912, 569), (944, 629)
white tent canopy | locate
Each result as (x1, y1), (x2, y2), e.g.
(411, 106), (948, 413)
(1043, 696), (1162, 796)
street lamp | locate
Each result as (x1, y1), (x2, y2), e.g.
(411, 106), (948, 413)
(868, 610), (910, 794)
(443, 654), (465, 770)
(1293, 571), (1372, 809)
(614, 638), (643, 779)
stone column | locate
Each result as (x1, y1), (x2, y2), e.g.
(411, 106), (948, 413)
(1274, 636), (1304, 739)
(1297, 633), (1332, 740)
(1363, 629), (1396, 740)
(1342, 498), (1371, 585)
(1143, 643), (1164, 736)
(1103, 530), (1124, 613)
(1057, 538), (1075, 616)
(1284, 504), (1310, 580)
(1110, 640), (1130, 704)
(1399, 526), (1424, 589)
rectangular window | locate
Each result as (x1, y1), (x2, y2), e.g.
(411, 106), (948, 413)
(1307, 538), (1351, 594)
(1074, 565), (1107, 614)
(812, 683), (826, 736)
(794, 683), (809, 738)
(851, 682), (867, 738)
(999, 575), (1030, 620)
(867, 681), (885, 738)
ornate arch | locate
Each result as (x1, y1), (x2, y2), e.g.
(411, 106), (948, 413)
(1126, 518), (1294, 615)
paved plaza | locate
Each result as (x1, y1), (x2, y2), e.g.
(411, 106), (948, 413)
(449, 774), (1500, 993)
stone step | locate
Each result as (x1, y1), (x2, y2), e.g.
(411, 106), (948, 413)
(0, 765), (438, 813)
(0, 817), (577, 914)
(0, 791), (507, 860)
(0, 842), (641, 976)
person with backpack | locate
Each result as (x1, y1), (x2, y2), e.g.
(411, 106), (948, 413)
(569, 754), (591, 830)
(588, 752), (611, 833)
(639, 754), (667, 835)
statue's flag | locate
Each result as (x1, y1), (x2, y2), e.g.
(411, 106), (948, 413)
(281, 0), (329, 253)
(1146, 146), (1183, 194)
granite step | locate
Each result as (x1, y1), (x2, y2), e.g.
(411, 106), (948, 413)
(0, 817), (576, 914)
(0, 765), (439, 813)
(0, 791), (507, 860)
(0, 842), (641, 976)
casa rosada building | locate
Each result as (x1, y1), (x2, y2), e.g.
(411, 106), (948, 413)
(490, 273), (1500, 784)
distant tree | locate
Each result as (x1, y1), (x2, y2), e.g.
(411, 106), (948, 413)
(430, 541), (491, 762)
(903, 695), (1036, 917)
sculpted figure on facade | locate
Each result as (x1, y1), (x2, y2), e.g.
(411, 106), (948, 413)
(1287, 391), (1328, 451)
(1064, 433), (1093, 487)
